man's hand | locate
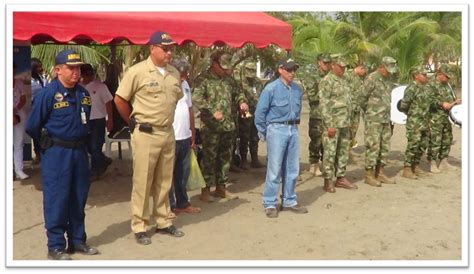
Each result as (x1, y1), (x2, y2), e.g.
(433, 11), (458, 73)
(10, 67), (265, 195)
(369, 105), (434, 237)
(455, 98), (462, 105)
(441, 102), (451, 111)
(240, 102), (249, 112)
(327, 128), (336, 138)
(213, 111), (223, 121)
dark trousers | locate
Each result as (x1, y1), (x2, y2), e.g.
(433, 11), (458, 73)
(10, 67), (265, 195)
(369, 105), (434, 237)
(41, 145), (90, 251)
(88, 118), (107, 174)
(169, 138), (192, 210)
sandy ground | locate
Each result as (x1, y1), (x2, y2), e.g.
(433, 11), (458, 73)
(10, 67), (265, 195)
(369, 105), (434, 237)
(12, 97), (462, 263)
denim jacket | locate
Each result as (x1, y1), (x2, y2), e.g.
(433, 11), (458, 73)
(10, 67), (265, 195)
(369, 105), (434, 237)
(254, 78), (302, 137)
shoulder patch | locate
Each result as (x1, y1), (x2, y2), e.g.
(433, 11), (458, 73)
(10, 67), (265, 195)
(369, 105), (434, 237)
(53, 101), (70, 109)
(81, 96), (92, 106)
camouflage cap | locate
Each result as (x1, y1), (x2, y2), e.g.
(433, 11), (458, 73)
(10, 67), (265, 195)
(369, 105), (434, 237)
(410, 65), (429, 76)
(211, 52), (232, 70)
(317, 53), (332, 62)
(438, 63), (455, 78)
(331, 54), (348, 67)
(381, 56), (398, 74)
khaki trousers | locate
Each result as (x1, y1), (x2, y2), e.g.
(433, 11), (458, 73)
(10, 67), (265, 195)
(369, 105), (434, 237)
(130, 129), (175, 233)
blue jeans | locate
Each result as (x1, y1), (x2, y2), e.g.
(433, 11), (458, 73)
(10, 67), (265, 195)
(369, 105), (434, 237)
(262, 123), (300, 209)
(169, 138), (192, 210)
(88, 118), (106, 174)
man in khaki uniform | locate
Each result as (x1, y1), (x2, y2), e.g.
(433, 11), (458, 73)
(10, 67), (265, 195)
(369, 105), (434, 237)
(115, 31), (184, 245)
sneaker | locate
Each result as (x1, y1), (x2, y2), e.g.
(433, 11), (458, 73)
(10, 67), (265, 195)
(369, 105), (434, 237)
(15, 170), (30, 180)
(265, 208), (278, 218)
(67, 242), (99, 255)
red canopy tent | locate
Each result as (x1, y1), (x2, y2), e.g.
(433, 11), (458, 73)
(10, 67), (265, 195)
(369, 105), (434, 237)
(13, 12), (292, 49)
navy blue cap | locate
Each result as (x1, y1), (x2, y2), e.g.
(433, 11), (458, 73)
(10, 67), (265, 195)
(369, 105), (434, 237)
(148, 31), (176, 46)
(278, 57), (299, 70)
(55, 49), (84, 66)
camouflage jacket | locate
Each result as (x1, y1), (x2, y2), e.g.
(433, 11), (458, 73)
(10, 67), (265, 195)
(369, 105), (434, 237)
(193, 71), (246, 132)
(399, 81), (432, 128)
(360, 70), (395, 124)
(345, 69), (366, 112)
(319, 72), (352, 129)
(306, 69), (329, 119)
(427, 79), (455, 124)
(241, 77), (263, 114)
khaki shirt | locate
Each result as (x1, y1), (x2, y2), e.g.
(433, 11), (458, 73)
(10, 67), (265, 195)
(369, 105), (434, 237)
(116, 57), (183, 128)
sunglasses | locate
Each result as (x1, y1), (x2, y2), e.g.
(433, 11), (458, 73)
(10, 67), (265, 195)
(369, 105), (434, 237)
(156, 45), (174, 52)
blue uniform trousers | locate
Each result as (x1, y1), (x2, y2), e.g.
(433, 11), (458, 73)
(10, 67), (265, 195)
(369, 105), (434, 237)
(41, 145), (90, 251)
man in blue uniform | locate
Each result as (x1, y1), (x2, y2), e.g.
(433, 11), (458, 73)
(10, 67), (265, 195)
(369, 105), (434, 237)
(26, 49), (99, 260)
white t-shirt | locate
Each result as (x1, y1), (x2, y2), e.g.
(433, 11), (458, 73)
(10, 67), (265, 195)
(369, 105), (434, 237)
(173, 80), (192, 140)
(84, 79), (113, 120)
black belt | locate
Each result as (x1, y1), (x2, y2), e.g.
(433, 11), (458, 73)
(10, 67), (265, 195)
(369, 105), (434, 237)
(274, 119), (300, 125)
(52, 138), (86, 149)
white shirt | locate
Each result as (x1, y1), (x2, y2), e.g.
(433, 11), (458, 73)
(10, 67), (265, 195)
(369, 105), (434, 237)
(84, 79), (113, 120)
(173, 80), (192, 140)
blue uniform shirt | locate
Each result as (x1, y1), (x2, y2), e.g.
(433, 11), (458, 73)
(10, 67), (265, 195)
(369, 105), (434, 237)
(254, 78), (303, 137)
(26, 79), (91, 142)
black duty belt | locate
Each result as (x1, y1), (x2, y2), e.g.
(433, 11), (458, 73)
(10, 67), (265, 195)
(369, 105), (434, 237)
(274, 119), (300, 125)
(52, 137), (86, 149)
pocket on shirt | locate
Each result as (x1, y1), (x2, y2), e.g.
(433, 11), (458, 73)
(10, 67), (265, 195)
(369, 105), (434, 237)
(272, 98), (289, 116)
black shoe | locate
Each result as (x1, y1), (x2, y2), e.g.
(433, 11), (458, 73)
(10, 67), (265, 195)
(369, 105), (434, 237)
(156, 225), (185, 237)
(48, 249), (72, 260)
(281, 204), (308, 214)
(67, 242), (99, 255)
(135, 232), (152, 245)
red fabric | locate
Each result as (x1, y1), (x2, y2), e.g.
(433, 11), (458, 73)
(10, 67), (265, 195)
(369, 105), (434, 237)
(13, 12), (292, 49)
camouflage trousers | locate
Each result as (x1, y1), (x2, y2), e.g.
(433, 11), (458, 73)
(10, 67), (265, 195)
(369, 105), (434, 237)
(427, 119), (453, 161)
(404, 122), (429, 167)
(238, 116), (259, 161)
(200, 128), (234, 186)
(364, 121), (391, 169)
(349, 109), (361, 144)
(308, 118), (324, 164)
(322, 127), (350, 180)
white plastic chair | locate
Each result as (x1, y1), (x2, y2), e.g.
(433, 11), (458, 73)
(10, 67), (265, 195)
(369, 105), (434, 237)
(105, 127), (132, 159)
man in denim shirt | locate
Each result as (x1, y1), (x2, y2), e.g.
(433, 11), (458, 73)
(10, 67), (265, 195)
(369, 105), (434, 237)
(254, 57), (308, 218)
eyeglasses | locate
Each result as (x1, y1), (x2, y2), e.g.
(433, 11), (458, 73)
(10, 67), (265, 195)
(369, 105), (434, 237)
(284, 68), (297, 73)
(156, 45), (174, 52)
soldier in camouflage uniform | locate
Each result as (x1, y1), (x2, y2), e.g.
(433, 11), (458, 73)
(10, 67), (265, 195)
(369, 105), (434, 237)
(238, 62), (265, 169)
(360, 57), (398, 187)
(346, 63), (368, 151)
(426, 64), (461, 173)
(306, 53), (331, 176)
(193, 52), (249, 202)
(319, 54), (357, 193)
(398, 65), (431, 179)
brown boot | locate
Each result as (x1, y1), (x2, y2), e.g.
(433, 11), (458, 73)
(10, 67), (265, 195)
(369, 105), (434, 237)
(335, 177), (358, 190)
(213, 184), (238, 200)
(200, 186), (215, 203)
(365, 168), (381, 187)
(438, 158), (456, 171)
(401, 166), (418, 179)
(429, 160), (441, 173)
(323, 178), (336, 193)
(376, 166), (395, 184)
(412, 164), (428, 177)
